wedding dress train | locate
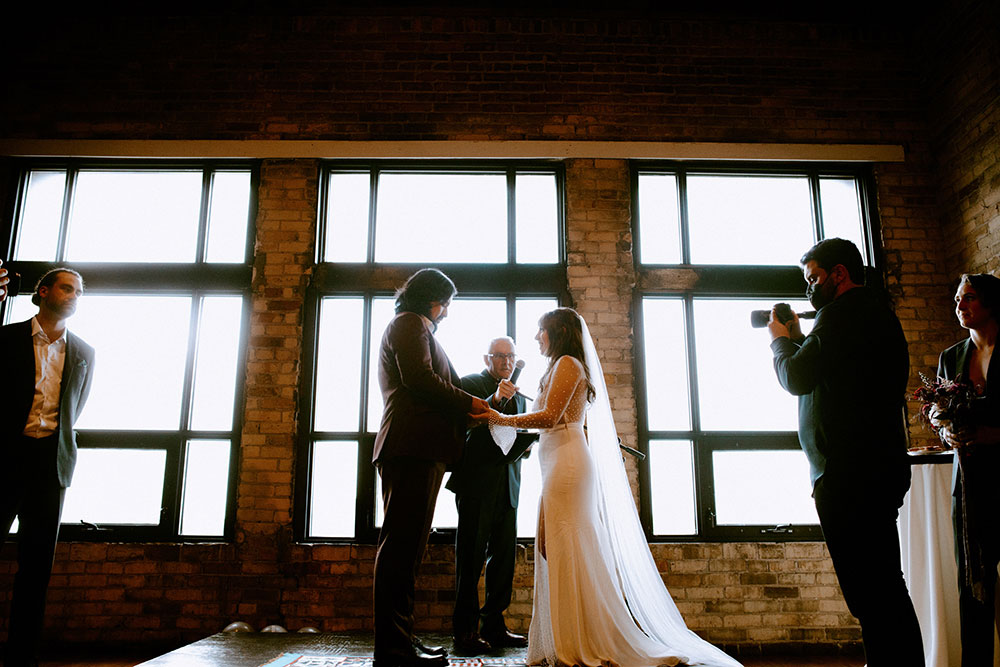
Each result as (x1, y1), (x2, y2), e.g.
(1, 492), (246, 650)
(491, 317), (742, 667)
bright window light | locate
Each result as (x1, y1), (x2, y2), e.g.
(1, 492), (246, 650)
(67, 171), (203, 263)
(637, 173), (681, 264)
(190, 296), (244, 431)
(687, 175), (814, 265)
(62, 449), (167, 525)
(14, 170), (65, 261)
(649, 440), (697, 535)
(180, 439), (231, 536)
(693, 298), (813, 431)
(373, 173), (507, 263)
(713, 450), (819, 525)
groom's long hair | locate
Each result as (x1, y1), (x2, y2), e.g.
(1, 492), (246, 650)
(394, 268), (457, 318)
(538, 307), (596, 403)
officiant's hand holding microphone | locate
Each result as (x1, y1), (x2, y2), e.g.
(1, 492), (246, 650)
(491, 359), (523, 408)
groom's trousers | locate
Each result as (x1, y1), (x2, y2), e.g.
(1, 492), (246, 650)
(813, 472), (924, 667)
(373, 457), (446, 661)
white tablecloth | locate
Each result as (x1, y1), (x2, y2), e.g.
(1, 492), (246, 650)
(898, 454), (1000, 667)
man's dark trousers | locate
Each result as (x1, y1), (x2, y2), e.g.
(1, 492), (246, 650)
(813, 471), (923, 667)
(0, 435), (65, 667)
(452, 479), (517, 637)
(373, 457), (447, 661)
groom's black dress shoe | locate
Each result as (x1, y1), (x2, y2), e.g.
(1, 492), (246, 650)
(452, 632), (492, 656)
(481, 627), (528, 649)
(372, 648), (448, 667)
(411, 637), (448, 657)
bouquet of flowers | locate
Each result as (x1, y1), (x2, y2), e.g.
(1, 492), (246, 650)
(911, 372), (976, 448)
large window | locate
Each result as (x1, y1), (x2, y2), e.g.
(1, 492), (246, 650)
(1, 162), (256, 541)
(298, 162), (565, 543)
(633, 162), (879, 540)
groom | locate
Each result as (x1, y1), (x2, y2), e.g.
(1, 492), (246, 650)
(767, 238), (923, 666)
(372, 268), (490, 667)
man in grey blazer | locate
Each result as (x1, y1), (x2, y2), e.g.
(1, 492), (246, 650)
(1, 268), (95, 667)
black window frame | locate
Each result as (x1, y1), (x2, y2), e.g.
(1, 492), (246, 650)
(297, 160), (568, 544)
(631, 160), (885, 542)
(1, 158), (258, 542)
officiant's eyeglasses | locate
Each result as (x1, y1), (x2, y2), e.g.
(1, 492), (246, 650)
(487, 353), (517, 361)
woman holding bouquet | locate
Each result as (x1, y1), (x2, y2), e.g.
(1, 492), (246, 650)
(935, 273), (1000, 666)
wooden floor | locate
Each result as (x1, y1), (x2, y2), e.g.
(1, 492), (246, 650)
(33, 632), (866, 667)
(38, 659), (865, 667)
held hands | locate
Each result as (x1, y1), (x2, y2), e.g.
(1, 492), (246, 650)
(467, 396), (493, 424)
(767, 307), (802, 342)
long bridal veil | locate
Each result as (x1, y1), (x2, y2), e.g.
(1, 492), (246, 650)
(579, 315), (743, 667)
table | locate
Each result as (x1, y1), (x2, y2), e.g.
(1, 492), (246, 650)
(899, 451), (1000, 667)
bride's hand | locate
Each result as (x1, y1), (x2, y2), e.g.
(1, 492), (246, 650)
(468, 407), (502, 425)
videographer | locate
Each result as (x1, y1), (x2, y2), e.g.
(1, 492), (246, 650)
(766, 238), (922, 667)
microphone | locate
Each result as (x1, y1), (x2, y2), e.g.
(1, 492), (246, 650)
(499, 359), (525, 410)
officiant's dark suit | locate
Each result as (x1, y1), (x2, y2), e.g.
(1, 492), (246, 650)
(372, 269), (485, 667)
(769, 239), (922, 667)
(1, 269), (94, 667)
(447, 342), (535, 652)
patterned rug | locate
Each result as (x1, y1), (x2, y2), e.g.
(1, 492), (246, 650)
(261, 657), (526, 667)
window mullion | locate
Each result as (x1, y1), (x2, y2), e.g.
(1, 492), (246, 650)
(173, 294), (203, 535)
(56, 167), (77, 262)
(366, 169), (378, 264)
(195, 170), (212, 264)
(809, 171), (824, 243)
(507, 170), (517, 265)
(677, 170), (691, 265)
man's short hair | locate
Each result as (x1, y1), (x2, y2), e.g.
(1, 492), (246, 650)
(32, 268), (84, 306)
(800, 238), (866, 284)
(394, 268), (457, 317)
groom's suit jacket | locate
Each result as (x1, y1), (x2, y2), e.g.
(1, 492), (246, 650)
(0, 318), (95, 488)
(372, 311), (474, 466)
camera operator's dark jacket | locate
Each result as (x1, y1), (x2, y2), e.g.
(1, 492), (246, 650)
(771, 286), (910, 492)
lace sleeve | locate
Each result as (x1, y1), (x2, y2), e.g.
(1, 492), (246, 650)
(490, 355), (584, 430)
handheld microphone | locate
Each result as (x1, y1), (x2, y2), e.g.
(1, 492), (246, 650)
(499, 359), (525, 410)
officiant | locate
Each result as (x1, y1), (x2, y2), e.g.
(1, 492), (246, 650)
(447, 336), (536, 655)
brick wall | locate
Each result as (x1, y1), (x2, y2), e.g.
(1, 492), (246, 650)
(0, 4), (990, 655)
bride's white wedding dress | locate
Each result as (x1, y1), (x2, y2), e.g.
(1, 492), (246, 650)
(490, 318), (742, 667)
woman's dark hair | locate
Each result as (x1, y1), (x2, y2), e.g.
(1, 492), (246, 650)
(537, 307), (596, 403)
(32, 268), (84, 306)
(394, 268), (457, 317)
(958, 273), (1000, 322)
(800, 238), (866, 285)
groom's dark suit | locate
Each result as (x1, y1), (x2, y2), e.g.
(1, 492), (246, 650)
(1, 318), (95, 665)
(373, 311), (476, 663)
(447, 369), (535, 639)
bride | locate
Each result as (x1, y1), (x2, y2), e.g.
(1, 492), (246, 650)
(478, 307), (742, 667)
